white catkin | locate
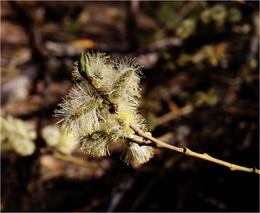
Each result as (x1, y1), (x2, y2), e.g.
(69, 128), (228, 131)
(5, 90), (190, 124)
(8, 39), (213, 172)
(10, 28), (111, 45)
(54, 52), (154, 165)
(121, 142), (154, 165)
(54, 84), (101, 137)
(79, 132), (111, 157)
(41, 124), (77, 154)
(110, 59), (142, 108)
(86, 52), (118, 91)
(1, 116), (36, 156)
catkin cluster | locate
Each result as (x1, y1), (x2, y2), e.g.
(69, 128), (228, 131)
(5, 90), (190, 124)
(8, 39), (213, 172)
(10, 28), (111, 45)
(55, 52), (154, 165)
(1, 116), (36, 156)
(42, 124), (76, 155)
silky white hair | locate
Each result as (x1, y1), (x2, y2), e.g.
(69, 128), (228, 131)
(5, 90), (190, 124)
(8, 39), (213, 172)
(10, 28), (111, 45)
(54, 52), (154, 164)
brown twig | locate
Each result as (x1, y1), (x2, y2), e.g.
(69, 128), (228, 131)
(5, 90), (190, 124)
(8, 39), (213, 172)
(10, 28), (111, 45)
(53, 152), (102, 169)
(130, 124), (260, 175)
(39, 148), (102, 169)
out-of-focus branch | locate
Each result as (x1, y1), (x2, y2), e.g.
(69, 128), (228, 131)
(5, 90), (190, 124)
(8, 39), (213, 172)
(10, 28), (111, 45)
(233, 0), (258, 10)
(126, 0), (140, 51)
(9, 1), (48, 59)
(39, 148), (102, 169)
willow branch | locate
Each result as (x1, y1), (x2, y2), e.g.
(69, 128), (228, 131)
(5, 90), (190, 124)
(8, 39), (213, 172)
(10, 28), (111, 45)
(78, 53), (259, 175)
(40, 148), (101, 169)
(130, 124), (260, 175)
(128, 135), (154, 146)
(53, 152), (101, 169)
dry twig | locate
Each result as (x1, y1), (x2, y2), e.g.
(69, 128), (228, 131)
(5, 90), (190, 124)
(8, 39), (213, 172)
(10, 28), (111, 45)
(130, 124), (260, 175)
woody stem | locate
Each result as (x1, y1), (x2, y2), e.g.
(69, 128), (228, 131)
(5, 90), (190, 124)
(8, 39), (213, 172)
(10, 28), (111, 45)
(130, 124), (260, 175)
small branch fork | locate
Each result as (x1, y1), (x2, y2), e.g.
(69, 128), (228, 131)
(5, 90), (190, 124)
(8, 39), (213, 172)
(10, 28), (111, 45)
(78, 53), (260, 175)
(130, 124), (260, 175)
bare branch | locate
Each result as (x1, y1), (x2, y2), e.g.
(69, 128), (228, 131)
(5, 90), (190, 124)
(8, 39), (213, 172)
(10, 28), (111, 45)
(130, 124), (260, 175)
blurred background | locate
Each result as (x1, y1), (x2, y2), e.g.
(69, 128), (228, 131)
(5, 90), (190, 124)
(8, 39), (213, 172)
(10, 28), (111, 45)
(1, 1), (259, 212)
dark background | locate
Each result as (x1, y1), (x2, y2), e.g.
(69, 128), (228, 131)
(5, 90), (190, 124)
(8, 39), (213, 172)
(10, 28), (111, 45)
(1, 1), (259, 212)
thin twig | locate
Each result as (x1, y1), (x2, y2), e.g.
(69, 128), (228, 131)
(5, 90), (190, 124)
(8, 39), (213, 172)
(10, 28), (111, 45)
(130, 124), (260, 175)
(155, 104), (193, 126)
(130, 124), (184, 153)
(53, 152), (102, 169)
(184, 148), (259, 174)
(40, 148), (101, 169)
(128, 136), (154, 146)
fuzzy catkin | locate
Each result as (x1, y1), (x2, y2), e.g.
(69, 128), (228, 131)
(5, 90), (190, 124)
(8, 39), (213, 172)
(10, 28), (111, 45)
(1, 116), (36, 156)
(42, 124), (76, 154)
(54, 52), (154, 165)
(121, 142), (154, 165)
(79, 132), (111, 157)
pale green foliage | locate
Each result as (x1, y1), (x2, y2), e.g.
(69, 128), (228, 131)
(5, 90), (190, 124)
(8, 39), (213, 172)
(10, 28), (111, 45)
(41, 124), (76, 154)
(211, 4), (227, 27)
(200, 4), (241, 27)
(179, 87), (219, 108)
(55, 52), (154, 165)
(177, 18), (197, 39)
(193, 88), (219, 107)
(177, 43), (226, 67)
(200, 9), (211, 24)
(0, 116), (36, 156)
(175, 4), (242, 41)
(228, 7), (242, 23)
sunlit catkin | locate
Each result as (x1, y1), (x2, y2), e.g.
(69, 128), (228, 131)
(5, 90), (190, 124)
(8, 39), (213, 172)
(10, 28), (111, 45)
(54, 52), (154, 165)
(41, 124), (76, 154)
